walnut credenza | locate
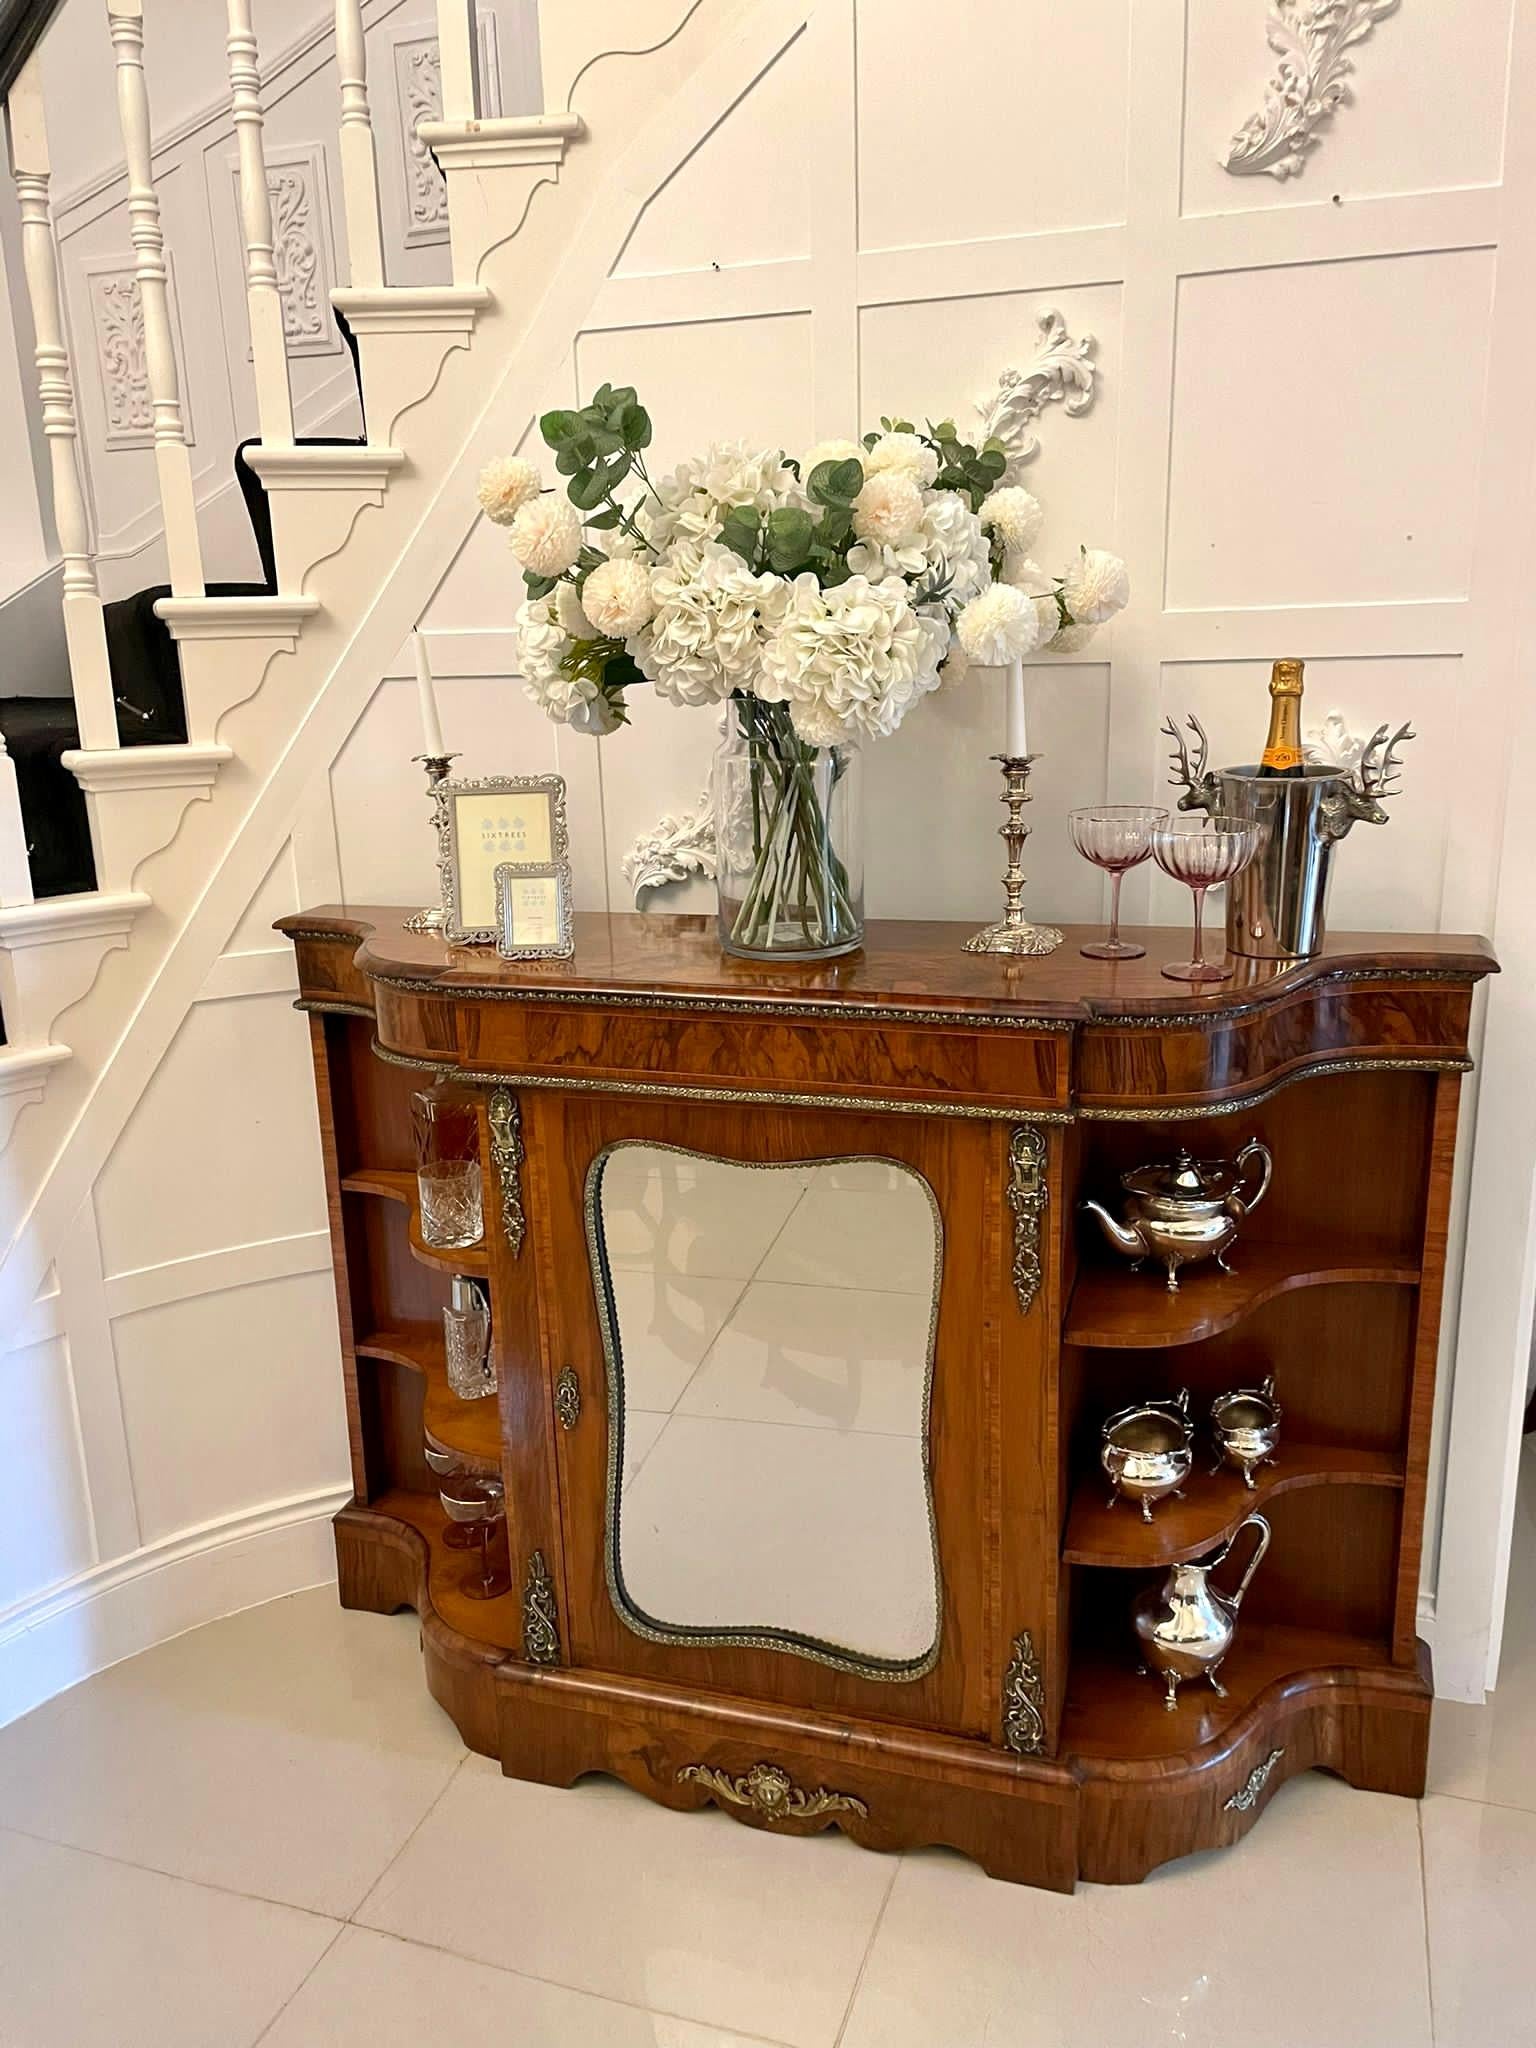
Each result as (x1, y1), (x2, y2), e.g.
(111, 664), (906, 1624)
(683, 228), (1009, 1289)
(281, 908), (1496, 1891)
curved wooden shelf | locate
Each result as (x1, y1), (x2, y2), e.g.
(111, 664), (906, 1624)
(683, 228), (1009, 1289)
(1064, 1442), (1404, 1567)
(1062, 1617), (1398, 1763)
(1064, 1240), (1420, 1349)
(353, 1489), (520, 1651)
(340, 1165), (489, 1277)
(355, 1324), (501, 1474)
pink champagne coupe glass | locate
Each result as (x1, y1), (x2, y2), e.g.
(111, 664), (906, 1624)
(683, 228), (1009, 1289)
(1068, 806), (1169, 961)
(1151, 814), (1264, 984)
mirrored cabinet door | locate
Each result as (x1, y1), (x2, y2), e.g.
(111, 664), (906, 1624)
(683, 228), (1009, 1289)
(588, 1145), (943, 1676)
(540, 1096), (1009, 1736)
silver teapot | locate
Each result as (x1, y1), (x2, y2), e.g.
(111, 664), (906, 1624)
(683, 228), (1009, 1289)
(1133, 1513), (1271, 1711)
(1082, 1138), (1273, 1291)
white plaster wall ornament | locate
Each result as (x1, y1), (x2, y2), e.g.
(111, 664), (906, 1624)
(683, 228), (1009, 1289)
(623, 790), (717, 905)
(1223, 0), (1401, 181)
(393, 18), (503, 249)
(1304, 710), (1369, 776)
(973, 312), (1097, 473)
(225, 146), (340, 360)
(83, 255), (196, 451)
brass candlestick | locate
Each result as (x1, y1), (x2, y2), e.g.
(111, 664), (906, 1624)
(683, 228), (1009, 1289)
(963, 754), (1063, 958)
(404, 752), (460, 932)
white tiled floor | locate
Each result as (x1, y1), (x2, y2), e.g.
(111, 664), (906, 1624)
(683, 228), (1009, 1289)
(0, 1464), (1532, 2045)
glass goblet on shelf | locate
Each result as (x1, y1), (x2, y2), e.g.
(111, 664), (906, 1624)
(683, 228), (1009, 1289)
(1151, 814), (1265, 984)
(1067, 806), (1169, 960)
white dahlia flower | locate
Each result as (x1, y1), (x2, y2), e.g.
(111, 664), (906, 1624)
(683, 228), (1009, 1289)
(581, 556), (655, 639)
(555, 579), (595, 640)
(1061, 547), (1130, 625)
(759, 572), (936, 745)
(863, 431), (939, 489)
(978, 485), (1044, 555)
(852, 471), (925, 548)
(955, 582), (1044, 665)
(477, 456), (542, 526)
(510, 494), (583, 577)
(631, 540), (787, 707)
(801, 438), (864, 475)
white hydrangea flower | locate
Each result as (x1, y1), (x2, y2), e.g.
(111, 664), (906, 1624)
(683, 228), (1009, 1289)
(567, 693), (625, 737)
(801, 438), (863, 475)
(638, 440), (803, 551)
(477, 456), (542, 525)
(581, 556), (654, 639)
(955, 582), (1043, 665)
(510, 494), (583, 577)
(1061, 547), (1130, 625)
(863, 431), (939, 489)
(759, 572), (937, 745)
(631, 539), (788, 707)
(978, 485), (1044, 555)
(515, 595), (595, 723)
(852, 471), (925, 547)
(845, 489), (990, 610)
(555, 579), (594, 640)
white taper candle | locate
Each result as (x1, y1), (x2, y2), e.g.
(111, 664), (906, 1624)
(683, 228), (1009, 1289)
(413, 629), (446, 756)
(1005, 657), (1027, 759)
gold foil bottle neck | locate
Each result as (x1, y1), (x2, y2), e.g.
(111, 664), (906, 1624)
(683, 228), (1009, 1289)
(1270, 659), (1305, 699)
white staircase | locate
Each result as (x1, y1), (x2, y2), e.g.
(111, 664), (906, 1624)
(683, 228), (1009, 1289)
(0, 0), (778, 1326)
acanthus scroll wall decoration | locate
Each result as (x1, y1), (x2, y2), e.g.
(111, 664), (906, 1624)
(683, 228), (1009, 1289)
(1224, 0), (1402, 181)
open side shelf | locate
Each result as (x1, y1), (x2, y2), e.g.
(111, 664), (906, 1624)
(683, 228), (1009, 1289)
(1064, 1443), (1405, 1567)
(1062, 1617), (1397, 1762)
(1064, 1240), (1421, 1349)
(340, 1165), (490, 1277)
(367, 1488), (521, 1649)
(355, 1324), (501, 1475)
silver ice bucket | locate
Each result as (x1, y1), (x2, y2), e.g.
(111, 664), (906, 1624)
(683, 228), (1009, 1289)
(1210, 766), (1347, 961)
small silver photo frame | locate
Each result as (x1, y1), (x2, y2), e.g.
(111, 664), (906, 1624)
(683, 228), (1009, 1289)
(431, 773), (569, 944)
(495, 861), (574, 960)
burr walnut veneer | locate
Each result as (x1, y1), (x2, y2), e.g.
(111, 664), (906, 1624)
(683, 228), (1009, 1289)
(281, 908), (1496, 1890)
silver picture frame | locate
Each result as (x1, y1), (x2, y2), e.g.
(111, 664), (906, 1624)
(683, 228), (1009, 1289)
(431, 773), (569, 944)
(495, 860), (575, 961)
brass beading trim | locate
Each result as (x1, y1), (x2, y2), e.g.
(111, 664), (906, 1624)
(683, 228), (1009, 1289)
(1077, 1054), (1472, 1123)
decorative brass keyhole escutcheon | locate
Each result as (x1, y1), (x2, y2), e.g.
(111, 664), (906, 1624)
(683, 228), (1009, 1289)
(555, 1366), (580, 1430)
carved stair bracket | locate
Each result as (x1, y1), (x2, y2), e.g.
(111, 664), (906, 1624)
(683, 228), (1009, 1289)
(1007, 1124), (1048, 1315)
(1224, 0), (1400, 181)
(1225, 1747), (1286, 1811)
(1002, 1629), (1048, 1756)
(522, 1548), (561, 1665)
(676, 1761), (868, 1824)
(974, 315), (1097, 472)
(487, 1088), (526, 1257)
(554, 1366), (581, 1431)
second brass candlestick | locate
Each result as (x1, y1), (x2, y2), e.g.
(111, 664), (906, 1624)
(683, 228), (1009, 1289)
(963, 754), (1063, 958)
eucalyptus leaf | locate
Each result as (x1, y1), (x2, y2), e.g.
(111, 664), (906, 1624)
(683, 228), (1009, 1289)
(766, 505), (814, 570)
(540, 408), (579, 446)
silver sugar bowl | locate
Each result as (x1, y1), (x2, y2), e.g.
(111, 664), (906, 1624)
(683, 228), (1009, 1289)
(1210, 1374), (1282, 1489)
(1101, 1389), (1193, 1521)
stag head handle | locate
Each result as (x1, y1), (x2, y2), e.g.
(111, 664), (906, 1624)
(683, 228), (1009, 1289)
(1161, 713), (1221, 816)
(1317, 720), (1415, 844)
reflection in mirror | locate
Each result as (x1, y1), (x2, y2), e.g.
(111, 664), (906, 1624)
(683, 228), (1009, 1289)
(587, 1146), (942, 1677)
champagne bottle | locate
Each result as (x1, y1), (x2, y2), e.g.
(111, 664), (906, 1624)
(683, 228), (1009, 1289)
(1257, 658), (1305, 779)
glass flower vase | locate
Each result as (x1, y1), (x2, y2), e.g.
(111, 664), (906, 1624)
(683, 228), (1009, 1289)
(713, 695), (864, 961)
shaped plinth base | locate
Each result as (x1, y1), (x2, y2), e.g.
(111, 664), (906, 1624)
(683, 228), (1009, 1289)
(964, 917), (1065, 957)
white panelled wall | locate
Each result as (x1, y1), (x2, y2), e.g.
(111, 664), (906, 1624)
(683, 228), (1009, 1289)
(3, 0), (1536, 1722)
